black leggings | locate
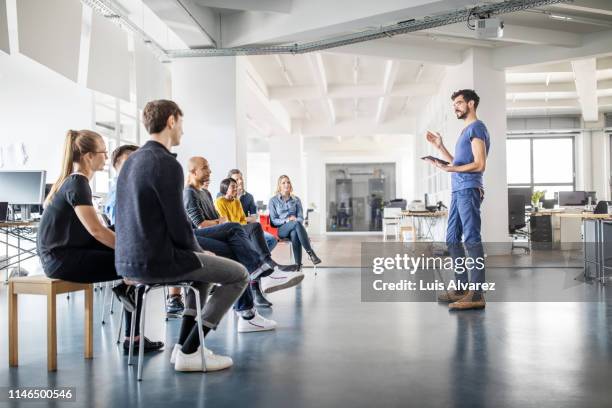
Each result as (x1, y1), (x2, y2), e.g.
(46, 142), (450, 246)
(44, 246), (142, 337)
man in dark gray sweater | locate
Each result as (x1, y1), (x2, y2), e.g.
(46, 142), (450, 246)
(115, 100), (248, 372)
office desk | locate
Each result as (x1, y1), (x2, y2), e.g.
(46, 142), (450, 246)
(400, 211), (448, 241)
(1, 221), (39, 282)
(529, 210), (606, 245)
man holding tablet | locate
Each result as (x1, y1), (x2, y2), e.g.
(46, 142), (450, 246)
(424, 89), (490, 310)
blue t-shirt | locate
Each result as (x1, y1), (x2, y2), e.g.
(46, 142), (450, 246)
(451, 120), (490, 192)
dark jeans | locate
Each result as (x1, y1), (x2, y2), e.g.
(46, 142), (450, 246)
(242, 223), (273, 263)
(446, 188), (485, 290)
(277, 221), (313, 265)
(42, 246), (141, 337)
(194, 223), (258, 311)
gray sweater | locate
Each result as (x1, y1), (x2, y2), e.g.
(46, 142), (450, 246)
(183, 186), (219, 227)
(115, 141), (201, 280)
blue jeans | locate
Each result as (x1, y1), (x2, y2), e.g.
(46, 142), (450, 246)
(278, 221), (313, 265)
(264, 231), (277, 252)
(194, 223), (259, 312)
(446, 188), (485, 290)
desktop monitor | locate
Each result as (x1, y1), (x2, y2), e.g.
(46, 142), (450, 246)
(508, 187), (532, 207)
(558, 191), (587, 207)
(0, 171), (47, 205)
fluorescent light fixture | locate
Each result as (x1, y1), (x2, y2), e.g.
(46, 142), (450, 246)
(549, 14), (573, 21)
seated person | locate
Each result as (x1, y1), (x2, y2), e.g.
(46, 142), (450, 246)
(115, 100), (248, 372)
(269, 175), (322, 271)
(184, 157), (303, 309)
(38, 130), (163, 352)
(105, 144), (184, 317)
(226, 169), (277, 251)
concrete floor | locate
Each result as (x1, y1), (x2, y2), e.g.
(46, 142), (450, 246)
(1, 264), (612, 408)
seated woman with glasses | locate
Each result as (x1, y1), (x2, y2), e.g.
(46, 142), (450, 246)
(38, 130), (163, 352)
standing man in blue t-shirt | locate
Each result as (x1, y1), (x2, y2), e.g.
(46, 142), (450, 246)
(425, 89), (490, 310)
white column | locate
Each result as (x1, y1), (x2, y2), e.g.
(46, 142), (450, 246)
(269, 132), (304, 200)
(171, 57), (247, 193)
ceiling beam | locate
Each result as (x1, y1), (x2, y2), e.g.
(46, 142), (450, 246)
(193, 0), (291, 13)
(268, 83), (438, 101)
(553, 0), (612, 17)
(143, 0), (218, 47)
(506, 99), (580, 109)
(376, 60), (400, 124)
(425, 23), (581, 48)
(572, 58), (599, 121)
(493, 29), (612, 69)
(331, 38), (463, 65)
(299, 116), (416, 138)
(506, 83), (576, 93)
(220, 0), (476, 48)
(308, 53), (335, 125)
(506, 62), (573, 74)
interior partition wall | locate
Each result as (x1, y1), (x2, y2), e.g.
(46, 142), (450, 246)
(325, 162), (396, 232)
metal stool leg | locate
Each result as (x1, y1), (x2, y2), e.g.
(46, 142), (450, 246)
(127, 286), (140, 366)
(100, 282), (109, 325)
(163, 286), (169, 321)
(137, 287), (150, 381)
(191, 286), (207, 372)
(116, 304), (125, 344)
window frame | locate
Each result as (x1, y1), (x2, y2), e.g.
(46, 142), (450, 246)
(506, 135), (576, 192)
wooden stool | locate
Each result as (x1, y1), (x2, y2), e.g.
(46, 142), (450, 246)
(8, 276), (93, 371)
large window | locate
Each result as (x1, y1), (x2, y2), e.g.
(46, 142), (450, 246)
(92, 92), (142, 195)
(506, 136), (575, 199)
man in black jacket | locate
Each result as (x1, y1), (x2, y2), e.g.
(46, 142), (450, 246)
(115, 100), (248, 372)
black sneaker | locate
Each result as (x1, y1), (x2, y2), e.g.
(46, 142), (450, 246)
(166, 295), (184, 316)
(280, 264), (301, 272)
(251, 281), (273, 307)
(112, 283), (136, 313)
(123, 336), (164, 352)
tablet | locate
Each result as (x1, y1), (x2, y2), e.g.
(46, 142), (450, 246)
(421, 156), (450, 166)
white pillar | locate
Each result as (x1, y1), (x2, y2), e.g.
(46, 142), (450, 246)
(269, 132), (304, 200)
(171, 57), (247, 193)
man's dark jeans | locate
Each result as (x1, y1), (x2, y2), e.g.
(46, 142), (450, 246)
(446, 188), (485, 291)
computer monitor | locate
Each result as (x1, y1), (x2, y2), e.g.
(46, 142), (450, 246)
(558, 191), (587, 207)
(0, 171), (47, 205)
(508, 187), (532, 207)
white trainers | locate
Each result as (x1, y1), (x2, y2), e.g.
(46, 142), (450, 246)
(237, 311), (277, 333)
(170, 344), (181, 364)
(261, 270), (304, 294)
(174, 347), (233, 372)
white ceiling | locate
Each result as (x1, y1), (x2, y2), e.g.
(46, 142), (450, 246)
(127, 0), (612, 137)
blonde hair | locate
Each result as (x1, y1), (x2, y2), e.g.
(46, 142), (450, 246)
(44, 130), (102, 207)
(275, 175), (293, 196)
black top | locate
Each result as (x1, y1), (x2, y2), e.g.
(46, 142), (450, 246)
(184, 187), (219, 227)
(240, 192), (257, 216)
(115, 141), (201, 280)
(37, 174), (97, 273)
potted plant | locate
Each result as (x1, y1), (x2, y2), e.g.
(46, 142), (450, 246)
(531, 190), (546, 211)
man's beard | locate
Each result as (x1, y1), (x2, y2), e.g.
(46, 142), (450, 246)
(455, 110), (467, 120)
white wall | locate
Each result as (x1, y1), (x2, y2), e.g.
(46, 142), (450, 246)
(0, 52), (92, 182)
(304, 135), (413, 235)
(171, 57), (246, 194)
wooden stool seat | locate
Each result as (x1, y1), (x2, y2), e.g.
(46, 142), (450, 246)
(8, 275), (93, 371)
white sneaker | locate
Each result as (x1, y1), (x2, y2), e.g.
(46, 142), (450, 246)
(170, 344), (181, 364)
(237, 311), (277, 333)
(174, 347), (233, 372)
(261, 270), (304, 294)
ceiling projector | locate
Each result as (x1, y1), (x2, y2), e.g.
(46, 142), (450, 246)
(475, 17), (504, 39)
